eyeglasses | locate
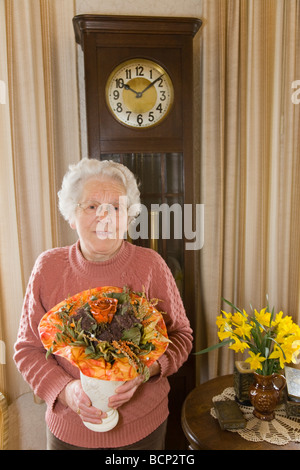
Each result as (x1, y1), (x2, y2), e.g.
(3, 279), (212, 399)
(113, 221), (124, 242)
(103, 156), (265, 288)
(77, 200), (127, 215)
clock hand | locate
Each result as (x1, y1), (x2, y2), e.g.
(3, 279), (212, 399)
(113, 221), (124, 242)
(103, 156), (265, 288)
(124, 74), (164, 98)
(139, 74), (165, 96)
(124, 84), (140, 96)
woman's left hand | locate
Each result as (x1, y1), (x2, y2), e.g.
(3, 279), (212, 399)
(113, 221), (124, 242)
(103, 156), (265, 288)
(108, 375), (144, 409)
(108, 361), (160, 409)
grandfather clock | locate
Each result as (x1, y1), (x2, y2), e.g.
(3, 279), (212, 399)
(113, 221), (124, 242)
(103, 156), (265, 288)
(73, 15), (202, 449)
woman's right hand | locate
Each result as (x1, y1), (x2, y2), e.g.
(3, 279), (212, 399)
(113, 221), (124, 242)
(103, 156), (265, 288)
(58, 379), (107, 424)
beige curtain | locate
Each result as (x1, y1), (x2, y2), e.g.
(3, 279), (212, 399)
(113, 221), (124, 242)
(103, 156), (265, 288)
(0, 0), (80, 403)
(0, 0), (299, 408)
(195, 0), (300, 382)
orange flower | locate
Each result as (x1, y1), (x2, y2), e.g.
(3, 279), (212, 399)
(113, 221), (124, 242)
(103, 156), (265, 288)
(89, 297), (118, 324)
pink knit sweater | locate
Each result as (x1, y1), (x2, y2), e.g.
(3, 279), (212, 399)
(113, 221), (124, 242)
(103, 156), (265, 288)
(14, 241), (193, 448)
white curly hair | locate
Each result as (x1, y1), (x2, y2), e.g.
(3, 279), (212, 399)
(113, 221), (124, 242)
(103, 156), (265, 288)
(58, 158), (141, 224)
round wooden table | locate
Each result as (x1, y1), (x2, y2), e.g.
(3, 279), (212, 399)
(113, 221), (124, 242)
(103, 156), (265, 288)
(181, 374), (300, 450)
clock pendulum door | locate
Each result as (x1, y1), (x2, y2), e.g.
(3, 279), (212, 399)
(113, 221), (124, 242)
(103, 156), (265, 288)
(100, 152), (184, 295)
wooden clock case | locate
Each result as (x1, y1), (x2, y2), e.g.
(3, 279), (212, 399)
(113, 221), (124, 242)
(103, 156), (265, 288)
(73, 15), (202, 449)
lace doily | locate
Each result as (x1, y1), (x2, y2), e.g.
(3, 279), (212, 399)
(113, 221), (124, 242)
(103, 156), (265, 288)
(211, 387), (300, 446)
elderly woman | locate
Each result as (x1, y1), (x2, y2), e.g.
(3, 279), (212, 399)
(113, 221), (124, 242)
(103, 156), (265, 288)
(14, 158), (193, 450)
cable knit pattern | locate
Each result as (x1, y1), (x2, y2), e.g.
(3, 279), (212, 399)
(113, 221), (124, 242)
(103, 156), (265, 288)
(14, 241), (193, 448)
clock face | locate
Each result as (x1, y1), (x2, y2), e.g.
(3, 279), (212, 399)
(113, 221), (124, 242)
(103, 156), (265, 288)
(105, 58), (174, 129)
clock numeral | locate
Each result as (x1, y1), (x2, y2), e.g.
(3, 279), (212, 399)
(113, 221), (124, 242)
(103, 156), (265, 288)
(125, 69), (131, 79)
(148, 112), (154, 122)
(160, 91), (166, 101)
(137, 114), (143, 126)
(157, 78), (163, 87)
(116, 102), (123, 113)
(113, 90), (120, 100)
(156, 103), (163, 113)
(126, 111), (131, 121)
(135, 66), (144, 76)
(115, 78), (124, 88)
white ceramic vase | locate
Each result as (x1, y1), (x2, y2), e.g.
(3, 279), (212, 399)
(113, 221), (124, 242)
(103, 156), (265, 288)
(80, 371), (124, 432)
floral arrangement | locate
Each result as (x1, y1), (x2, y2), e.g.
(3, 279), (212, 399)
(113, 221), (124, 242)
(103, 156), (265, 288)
(39, 286), (169, 381)
(196, 298), (300, 376)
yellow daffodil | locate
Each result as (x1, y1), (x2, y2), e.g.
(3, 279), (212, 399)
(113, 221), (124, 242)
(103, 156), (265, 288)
(254, 308), (271, 327)
(216, 311), (233, 341)
(231, 310), (248, 323)
(217, 328), (233, 341)
(216, 311), (232, 329)
(271, 311), (284, 327)
(245, 351), (266, 371)
(269, 345), (289, 370)
(231, 312), (244, 326)
(276, 323), (300, 346)
(228, 336), (250, 353)
(233, 322), (253, 340)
